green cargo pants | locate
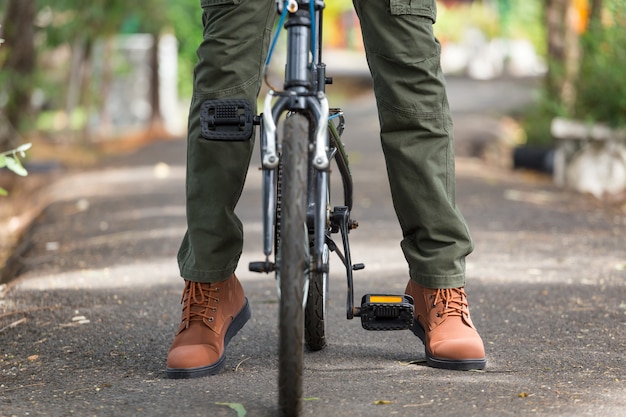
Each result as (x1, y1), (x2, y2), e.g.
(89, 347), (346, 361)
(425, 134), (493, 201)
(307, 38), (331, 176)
(177, 0), (474, 289)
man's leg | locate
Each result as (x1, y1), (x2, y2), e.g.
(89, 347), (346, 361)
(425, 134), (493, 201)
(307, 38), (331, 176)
(353, 0), (485, 370)
(167, 0), (276, 378)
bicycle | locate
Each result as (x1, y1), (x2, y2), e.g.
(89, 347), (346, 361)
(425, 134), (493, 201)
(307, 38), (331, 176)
(205, 1), (415, 415)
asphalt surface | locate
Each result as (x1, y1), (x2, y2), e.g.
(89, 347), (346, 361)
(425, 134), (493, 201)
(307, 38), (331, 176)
(1, 76), (625, 417)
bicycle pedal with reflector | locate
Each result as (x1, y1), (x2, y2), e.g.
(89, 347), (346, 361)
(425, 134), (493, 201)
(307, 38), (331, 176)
(199, 99), (256, 141)
(359, 294), (414, 331)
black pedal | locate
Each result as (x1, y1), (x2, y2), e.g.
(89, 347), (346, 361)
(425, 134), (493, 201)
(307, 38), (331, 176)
(200, 99), (254, 141)
(249, 261), (275, 273)
(359, 294), (414, 331)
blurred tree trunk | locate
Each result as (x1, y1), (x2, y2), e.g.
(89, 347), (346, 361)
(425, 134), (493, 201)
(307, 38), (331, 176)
(589, 0), (603, 24)
(97, 39), (115, 137)
(0, 0), (36, 150)
(149, 33), (163, 130)
(79, 39), (94, 144)
(64, 37), (85, 143)
(562, 1), (580, 113)
(545, 0), (585, 115)
(545, 0), (568, 100)
(64, 37), (96, 144)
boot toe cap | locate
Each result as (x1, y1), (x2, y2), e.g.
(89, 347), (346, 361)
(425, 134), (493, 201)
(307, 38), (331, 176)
(430, 336), (485, 361)
(167, 344), (221, 370)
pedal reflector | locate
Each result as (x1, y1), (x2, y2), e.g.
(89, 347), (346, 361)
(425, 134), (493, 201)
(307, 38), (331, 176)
(360, 294), (414, 331)
(369, 295), (404, 304)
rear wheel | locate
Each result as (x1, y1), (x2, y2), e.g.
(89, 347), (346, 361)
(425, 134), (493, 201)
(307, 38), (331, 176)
(278, 113), (308, 417)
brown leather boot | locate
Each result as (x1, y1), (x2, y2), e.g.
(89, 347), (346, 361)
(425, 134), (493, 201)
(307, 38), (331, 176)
(405, 280), (486, 370)
(166, 274), (251, 378)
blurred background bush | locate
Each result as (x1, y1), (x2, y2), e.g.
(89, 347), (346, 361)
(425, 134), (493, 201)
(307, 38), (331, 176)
(0, 0), (623, 153)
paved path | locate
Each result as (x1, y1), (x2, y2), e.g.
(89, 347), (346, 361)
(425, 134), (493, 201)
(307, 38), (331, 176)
(1, 78), (625, 416)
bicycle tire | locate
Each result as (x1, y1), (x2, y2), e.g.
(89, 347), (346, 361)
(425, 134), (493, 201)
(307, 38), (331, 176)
(305, 243), (328, 351)
(278, 113), (308, 417)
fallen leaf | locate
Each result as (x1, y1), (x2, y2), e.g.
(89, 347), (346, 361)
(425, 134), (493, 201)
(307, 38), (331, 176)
(518, 392), (529, 398)
(374, 400), (392, 405)
(27, 355), (39, 361)
(234, 357), (250, 372)
(400, 359), (427, 366)
(403, 400), (434, 407)
(70, 315), (90, 325)
(216, 402), (247, 417)
(0, 317), (27, 333)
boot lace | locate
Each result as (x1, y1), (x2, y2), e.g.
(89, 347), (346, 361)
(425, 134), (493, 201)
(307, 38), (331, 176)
(180, 281), (220, 328)
(432, 288), (468, 318)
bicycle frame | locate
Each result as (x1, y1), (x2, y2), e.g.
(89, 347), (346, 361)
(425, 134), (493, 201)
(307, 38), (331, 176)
(248, 0), (369, 326)
(259, 0), (356, 280)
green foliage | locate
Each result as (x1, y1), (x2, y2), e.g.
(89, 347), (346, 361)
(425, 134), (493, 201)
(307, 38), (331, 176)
(0, 143), (32, 196)
(574, 0), (626, 128)
(40, 1), (202, 99)
(33, 0), (200, 101)
(520, 0), (626, 146)
(215, 402), (247, 417)
(163, 3), (203, 98)
(435, 0), (545, 55)
(436, 3), (500, 43)
(501, 0), (546, 56)
(36, 0), (169, 45)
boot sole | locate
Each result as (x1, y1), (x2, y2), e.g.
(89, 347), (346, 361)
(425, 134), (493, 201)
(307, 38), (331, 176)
(411, 318), (486, 371)
(166, 298), (252, 379)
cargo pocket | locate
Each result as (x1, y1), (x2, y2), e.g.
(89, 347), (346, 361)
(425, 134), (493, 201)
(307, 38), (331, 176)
(389, 0), (436, 23)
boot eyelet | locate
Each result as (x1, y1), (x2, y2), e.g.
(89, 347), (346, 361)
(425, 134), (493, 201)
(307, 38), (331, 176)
(208, 317), (214, 322)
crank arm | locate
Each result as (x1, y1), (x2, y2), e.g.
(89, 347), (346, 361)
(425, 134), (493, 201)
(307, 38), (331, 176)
(330, 206), (364, 319)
